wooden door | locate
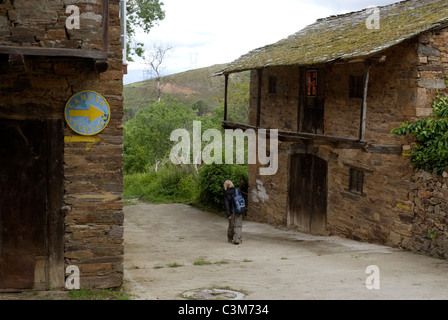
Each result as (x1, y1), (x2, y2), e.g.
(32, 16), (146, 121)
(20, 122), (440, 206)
(289, 154), (327, 235)
(0, 119), (49, 289)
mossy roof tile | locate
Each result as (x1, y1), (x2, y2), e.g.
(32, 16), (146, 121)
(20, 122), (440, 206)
(218, 0), (448, 75)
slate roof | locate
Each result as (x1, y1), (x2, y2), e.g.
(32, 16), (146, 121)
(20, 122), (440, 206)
(217, 0), (448, 75)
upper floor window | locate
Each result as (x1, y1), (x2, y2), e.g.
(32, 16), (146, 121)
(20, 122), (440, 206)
(268, 76), (277, 94)
(306, 70), (318, 97)
(350, 75), (364, 99)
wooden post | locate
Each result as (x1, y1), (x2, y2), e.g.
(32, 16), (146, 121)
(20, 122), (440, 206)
(359, 63), (371, 142)
(45, 119), (65, 289)
(102, 0), (110, 52)
(224, 74), (229, 122)
(257, 69), (263, 128)
(298, 67), (304, 133)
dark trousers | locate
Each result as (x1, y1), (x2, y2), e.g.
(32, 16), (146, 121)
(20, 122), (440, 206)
(228, 213), (242, 244)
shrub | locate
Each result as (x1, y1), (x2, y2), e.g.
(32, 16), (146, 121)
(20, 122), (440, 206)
(197, 163), (248, 211)
(124, 165), (199, 204)
(391, 94), (448, 175)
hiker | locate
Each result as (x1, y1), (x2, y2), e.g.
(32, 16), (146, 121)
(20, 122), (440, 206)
(223, 180), (244, 245)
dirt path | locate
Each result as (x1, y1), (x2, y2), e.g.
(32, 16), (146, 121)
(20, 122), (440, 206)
(123, 202), (448, 300)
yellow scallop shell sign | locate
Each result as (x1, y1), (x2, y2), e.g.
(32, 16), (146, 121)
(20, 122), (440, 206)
(65, 91), (111, 136)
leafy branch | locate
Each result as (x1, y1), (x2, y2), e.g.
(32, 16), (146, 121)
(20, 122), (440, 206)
(126, 0), (166, 62)
(391, 94), (448, 175)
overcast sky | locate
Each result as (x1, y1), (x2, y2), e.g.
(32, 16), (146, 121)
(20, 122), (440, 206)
(124, 0), (400, 84)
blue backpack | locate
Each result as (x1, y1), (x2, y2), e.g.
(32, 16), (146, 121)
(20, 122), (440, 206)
(232, 189), (247, 214)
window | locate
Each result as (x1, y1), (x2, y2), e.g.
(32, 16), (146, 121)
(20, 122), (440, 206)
(350, 75), (364, 98)
(268, 76), (277, 94)
(306, 70), (317, 97)
(349, 168), (364, 195)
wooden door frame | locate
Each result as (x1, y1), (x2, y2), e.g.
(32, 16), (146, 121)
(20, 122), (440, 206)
(45, 119), (65, 290)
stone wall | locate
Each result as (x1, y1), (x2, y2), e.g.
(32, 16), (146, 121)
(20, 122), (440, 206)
(0, 0), (105, 50)
(258, 66), (300, 132)
(326, 148), (414, 246)
(246, 141), (291, 226)
(0, 0), (124, 289)
(415, 28), (448, 116)
(406, 171), (448, 259)
(324, 62), (364, 139)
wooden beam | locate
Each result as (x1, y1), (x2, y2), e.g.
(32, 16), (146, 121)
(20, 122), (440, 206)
(363, 144), (403, 154)
(359, 62), (371, 141)
(256, 69), (263, 128)
(95, 60), (109, 73)
(0, 46), (110, 60)
(45, 119), (65, 289)
(279, 129), (365, 145)
(223, 121), (405, 153)
(224, 74), (229, 122)
(102, 0), (110, 52)
(297, 66), (304, 133)
(222, 120), (366, 147)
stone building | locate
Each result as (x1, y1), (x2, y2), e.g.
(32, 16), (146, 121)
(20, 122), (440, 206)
(218, 0), (448, 259)
(0, 0), (124, 290)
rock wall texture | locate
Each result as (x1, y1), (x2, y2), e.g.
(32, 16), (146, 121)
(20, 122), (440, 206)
(0, 0), (108, 50)
(408, 170), (448, 259)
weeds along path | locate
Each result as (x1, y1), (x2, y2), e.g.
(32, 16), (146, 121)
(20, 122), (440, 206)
(123, 202), (448, 300)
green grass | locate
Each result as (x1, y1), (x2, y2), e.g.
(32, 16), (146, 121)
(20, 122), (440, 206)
(167, 262), (184, 268)
(124, 167), (200, 205)
(68, 288), (132, 300)
(193, 259), (212, 266)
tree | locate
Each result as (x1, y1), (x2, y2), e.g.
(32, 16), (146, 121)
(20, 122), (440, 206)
(227, 81), (250, 124)
(126, 0), (166, 62)
(124, 96), (197, 173)
(143, 43), (172, 102)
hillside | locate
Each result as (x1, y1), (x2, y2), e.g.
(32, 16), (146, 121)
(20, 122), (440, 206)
(123, 64), (250, 117)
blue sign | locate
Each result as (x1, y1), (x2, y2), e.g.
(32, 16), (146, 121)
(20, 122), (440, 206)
(65, 91), (111, 136)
